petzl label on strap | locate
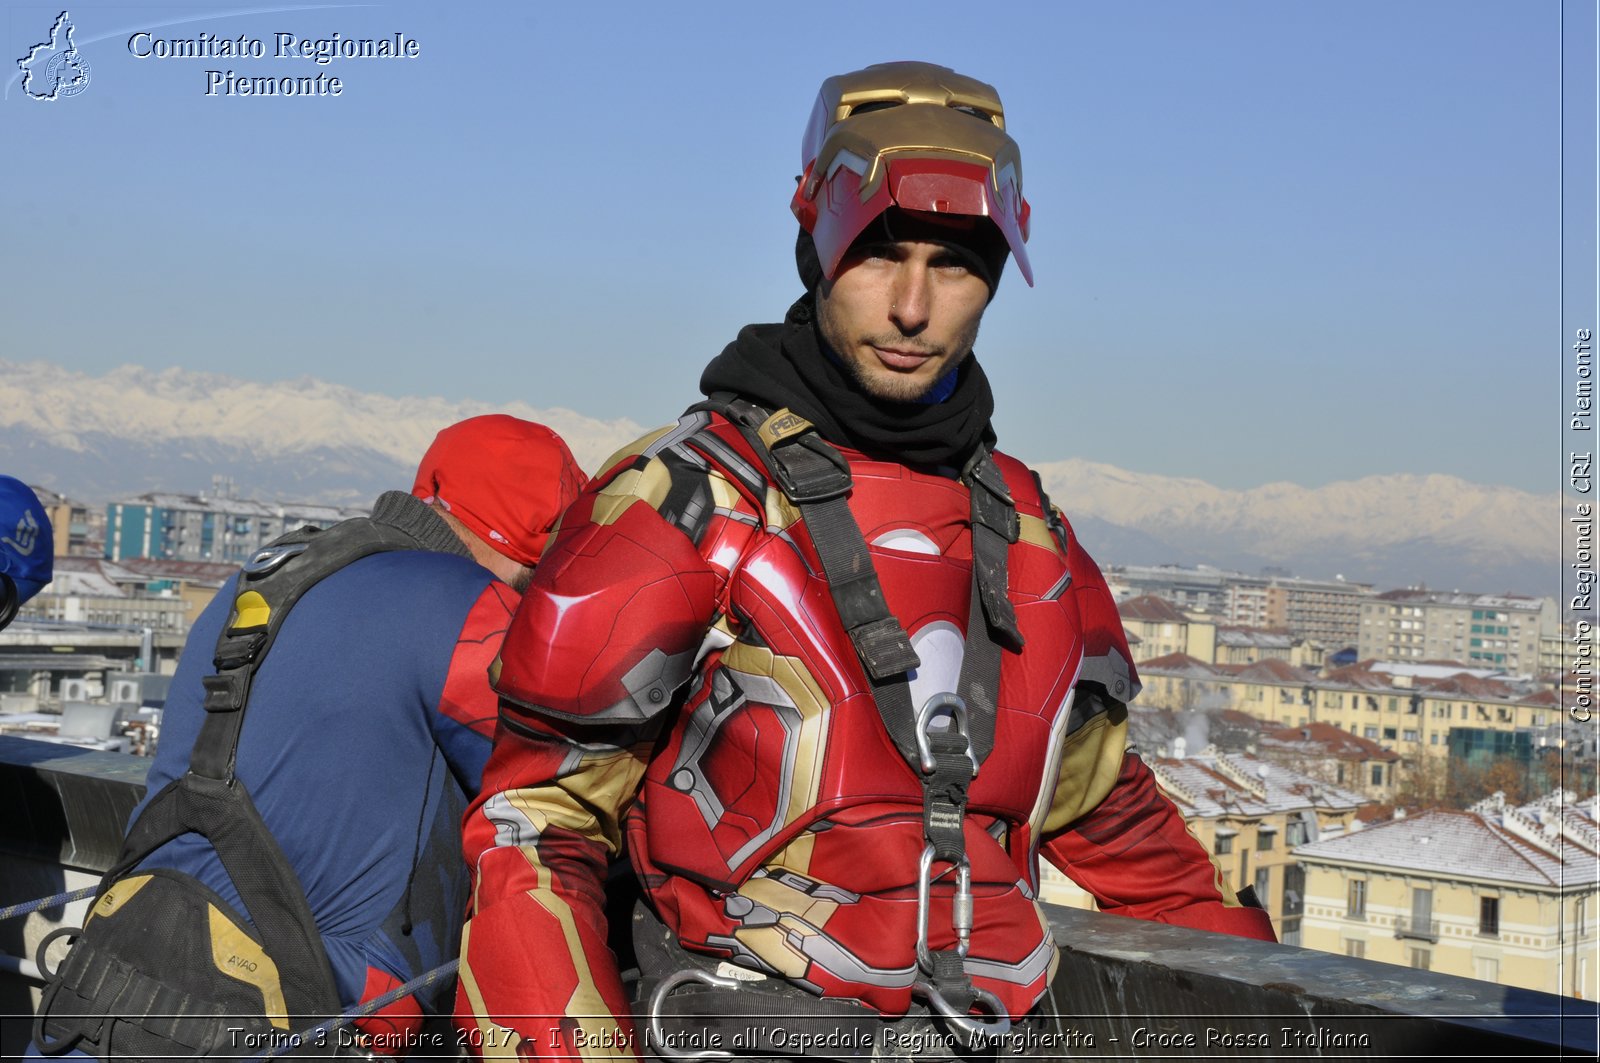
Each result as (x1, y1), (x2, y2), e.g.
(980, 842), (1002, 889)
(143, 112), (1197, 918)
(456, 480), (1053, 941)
(757, 408), (814, 449)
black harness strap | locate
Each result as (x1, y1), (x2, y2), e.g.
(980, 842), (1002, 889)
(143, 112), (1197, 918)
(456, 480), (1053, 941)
(686, 395), (1024, 1028)
(756, 406), (922, 682)
(190, 519), (424, 782)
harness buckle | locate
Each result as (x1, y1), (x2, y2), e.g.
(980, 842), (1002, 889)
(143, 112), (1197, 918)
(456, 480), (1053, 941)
(242, 540), (310, 577)
(646, 968), (739, 1061)
(767, 434), (853, 504)
(914, 692), (978, 778)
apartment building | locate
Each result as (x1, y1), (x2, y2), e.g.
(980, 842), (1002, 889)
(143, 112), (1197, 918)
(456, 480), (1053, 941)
(1215, 625), (1324, 668)
(106, 492), (364, 564)
(1109, 564), (1244, 618)
(1135, 656), (1564, 767)
(1295, 791), (1600, 999)
(19, 556), (237, 633)
(1118, 595), (1216, 662)
(1264, 576), (1374, 652)
(30, 486), (105, 557)
(1133, 652), (1234, 712)
(1540, 615), (1599, 680)
(1357, 590), (1558, 673)
(1109, 565), (1374, 648)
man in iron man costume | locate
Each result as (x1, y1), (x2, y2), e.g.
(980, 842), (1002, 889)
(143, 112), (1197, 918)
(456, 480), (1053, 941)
(458, 61), (1276, 1060)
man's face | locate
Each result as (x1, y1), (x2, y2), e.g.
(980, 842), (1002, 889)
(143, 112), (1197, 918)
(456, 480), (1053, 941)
(816, 238), (990, 403)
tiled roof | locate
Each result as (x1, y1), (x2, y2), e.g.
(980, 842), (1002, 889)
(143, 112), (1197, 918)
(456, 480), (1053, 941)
(1416, 673), (1517, 699)
(1216, 627), (1296, 649)
(1316, 662), (1550, 708)
(1370, 661), (1501, 680)
(1228, 658), (1307, 684)
(1217, 709), (1269, 730)
(1295, 795), (1600, 889)
(114, 558), (238, 584)
(112, 493), (364, 523)
(1372, 588), (1544, 610)
(1151, 752), (1365, 819)
(39, 556), (236, 593)
(1118, 595), (1192, 623)
(1320, 662), (1404, 690)
(1260, 722), (1401, 763)
(1137, 653), (1219, 676)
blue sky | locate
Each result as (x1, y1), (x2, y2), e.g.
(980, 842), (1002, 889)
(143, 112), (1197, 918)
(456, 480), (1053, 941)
(3, 1), (1592, 492)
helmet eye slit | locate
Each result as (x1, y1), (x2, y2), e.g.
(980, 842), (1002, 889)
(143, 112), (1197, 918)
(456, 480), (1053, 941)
(949, 104), (998, 124)
(846, 100), (903, 117)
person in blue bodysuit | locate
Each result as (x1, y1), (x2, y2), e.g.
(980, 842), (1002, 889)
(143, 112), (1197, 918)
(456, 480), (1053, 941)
(31, 416), (586, 1060)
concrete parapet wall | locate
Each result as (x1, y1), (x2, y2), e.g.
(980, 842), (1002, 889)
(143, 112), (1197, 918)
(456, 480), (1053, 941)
(0, 738), (1594, 1059)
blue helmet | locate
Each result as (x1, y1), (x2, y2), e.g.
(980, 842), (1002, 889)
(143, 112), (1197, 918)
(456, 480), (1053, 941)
(0, 476), (53, 629)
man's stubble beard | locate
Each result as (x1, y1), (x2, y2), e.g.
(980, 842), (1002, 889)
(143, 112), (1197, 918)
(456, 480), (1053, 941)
(817, 302), (981, 404)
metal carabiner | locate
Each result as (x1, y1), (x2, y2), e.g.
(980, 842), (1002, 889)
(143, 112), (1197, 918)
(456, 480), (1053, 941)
(646, 968), (739, 1061)
(914, 692), (978, 777)
(914, 844), (974, 971)
(913, 980), (1013, 1047)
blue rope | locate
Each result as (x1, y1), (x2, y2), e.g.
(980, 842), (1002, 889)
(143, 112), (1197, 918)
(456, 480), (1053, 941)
(0, 885), (97, 921)
(253, 958), (462, 1061)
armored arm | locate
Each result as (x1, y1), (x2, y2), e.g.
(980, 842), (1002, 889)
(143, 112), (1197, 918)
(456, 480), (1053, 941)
(1033, 509), (1275, 942)
(456, 432), (758, 1059)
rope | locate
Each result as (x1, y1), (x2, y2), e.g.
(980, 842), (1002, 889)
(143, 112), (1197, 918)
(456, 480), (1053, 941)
(0, 885), (97, 922)
(252, 958), (462, 1061)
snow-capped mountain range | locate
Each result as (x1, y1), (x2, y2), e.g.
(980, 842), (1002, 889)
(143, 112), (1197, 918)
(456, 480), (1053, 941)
(0, 360), (1561, 597)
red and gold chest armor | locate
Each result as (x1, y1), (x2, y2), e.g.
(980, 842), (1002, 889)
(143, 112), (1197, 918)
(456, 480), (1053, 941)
(493, 408), (1138, 1018)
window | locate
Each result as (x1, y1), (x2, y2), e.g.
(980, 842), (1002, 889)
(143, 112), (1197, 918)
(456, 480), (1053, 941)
(1257, 828), (1276, 852)
(1403, 730), (1418, 742)
(1480, 897), (1500, 937)
(1410, 948), (1431, 970)
(1255, 867), (1271, 907)
(1348, 879), (1367, 919)
(1345, 938), (1366, 958)
(1364, 726), (1379, 739)
(1214, 833), (1234, 855)
(1286, 819), (1309, 847)
(1283, 865), (1305, 915)
(1371, 764), (1385, 786)
(1383, 727), (1397, 740)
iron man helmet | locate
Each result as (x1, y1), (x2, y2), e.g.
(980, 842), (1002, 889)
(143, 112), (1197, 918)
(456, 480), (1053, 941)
(790, 60), (1032, 285)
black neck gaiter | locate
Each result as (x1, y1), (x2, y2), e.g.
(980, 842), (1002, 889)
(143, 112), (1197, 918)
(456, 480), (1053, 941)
(698, 296), (997, 469)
